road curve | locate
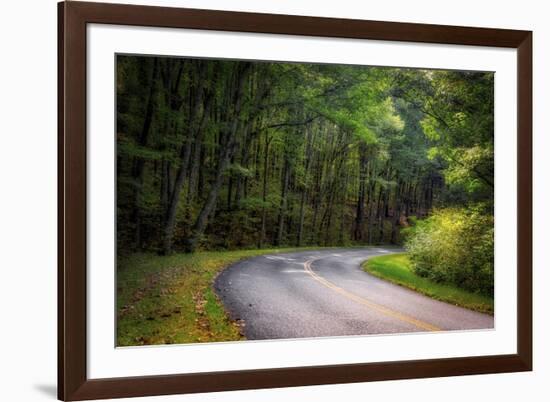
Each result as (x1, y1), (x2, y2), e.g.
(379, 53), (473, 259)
(214, 248), (494, 340)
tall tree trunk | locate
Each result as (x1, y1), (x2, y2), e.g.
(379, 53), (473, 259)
(131, 57), (159, 248)
(197, 146), (206, 197)
(391, 181), (403, 244)
(226, 155), (235, 210)
(184, 63), (252, 253)
(233, 120), (255, 207)
(160, 159), (171, 210)
(297, 190), (307, 247)
(297, 125), (313, 247)
(162, 62), (210, 254)
(354, 142), (368, 241)
(234, 81), (271, 208)
(186, 138), (202, 203)
(310, 130), (326, 245)
(258, 133), (272, 248)
(321, 184), (336, 245)
(339, 170), (349, 245)
(275, 158), (290, 246)
(370, 185), (383, 244)
(310, 157), (322, 244)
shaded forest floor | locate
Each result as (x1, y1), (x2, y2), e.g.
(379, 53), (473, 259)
(363, 254), (494, 314)
(117, 247), (332, 346)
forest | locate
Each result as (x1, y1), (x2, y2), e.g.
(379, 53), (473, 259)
(116, 55), (494, 287)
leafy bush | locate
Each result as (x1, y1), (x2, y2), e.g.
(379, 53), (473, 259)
(404, 207), (494, 296)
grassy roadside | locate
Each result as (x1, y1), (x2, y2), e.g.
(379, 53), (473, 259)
(363, 254), (494, 314)
(117, 247), (320, 346)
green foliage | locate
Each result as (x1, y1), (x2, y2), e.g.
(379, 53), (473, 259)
(416, 71), (494, 199)
(116, 55), (494, 262)
(364, 254), (493, 314)
(404, 207), (494, 296)
(444, 145), (494, 193)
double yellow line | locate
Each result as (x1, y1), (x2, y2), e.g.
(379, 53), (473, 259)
(303, 258), (441, 332)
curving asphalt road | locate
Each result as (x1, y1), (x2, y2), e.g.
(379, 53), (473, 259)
(214, 248), (494, 340)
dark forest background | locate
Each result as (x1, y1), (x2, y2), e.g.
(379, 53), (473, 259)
(116, 56), (494, 269)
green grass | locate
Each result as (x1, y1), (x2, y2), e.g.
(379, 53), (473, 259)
(363, 254), (494, 314)
(117, 247), (323, 346)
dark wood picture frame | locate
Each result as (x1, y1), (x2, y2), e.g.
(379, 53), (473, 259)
(58, 1), (532, 400)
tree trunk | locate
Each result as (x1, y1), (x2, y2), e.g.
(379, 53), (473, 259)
(186, 137), (202, 203)
(226, 155), (234, 210)
(131, 57), (159, 248)
(297, 125), (313, 247)
(162, 62), (210, 254)
(275, 158), (290, 246)
(391, 181), (403, 244)
(258, 133), (272, 248)
(184, 63), (252, 253)
(297, 190), (307, 247)
(339, 170), (349, 245)
(233, 120), (255, 207)
(160, 159), (171, 210)
(354, 142), (368, 241)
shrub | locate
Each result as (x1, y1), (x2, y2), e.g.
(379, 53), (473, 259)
(404, 207), (494, 296)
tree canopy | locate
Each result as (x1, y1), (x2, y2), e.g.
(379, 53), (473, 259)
(116, 56), (494, 255)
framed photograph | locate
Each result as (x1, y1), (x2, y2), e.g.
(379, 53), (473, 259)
(58, 1), (532, 400)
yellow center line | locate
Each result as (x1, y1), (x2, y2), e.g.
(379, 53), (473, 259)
(303, 258), (441, 332)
